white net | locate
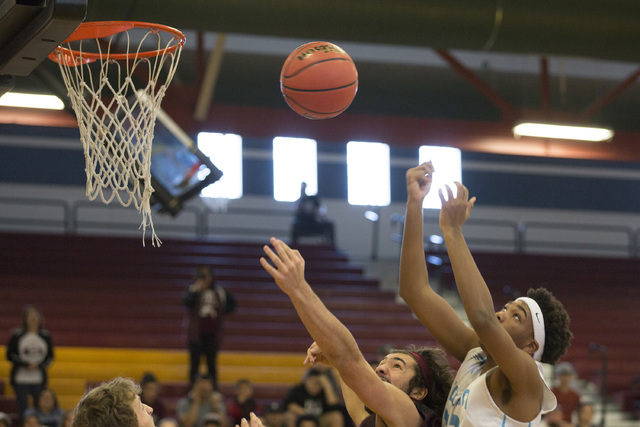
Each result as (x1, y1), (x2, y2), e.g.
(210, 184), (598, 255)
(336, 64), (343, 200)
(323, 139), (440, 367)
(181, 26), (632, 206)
(53, 23), (184, 246)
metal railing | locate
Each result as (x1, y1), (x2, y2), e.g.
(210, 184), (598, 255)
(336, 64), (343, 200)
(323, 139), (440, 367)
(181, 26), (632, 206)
(2, 195), (640, 257)
(390, 213), (638, 258)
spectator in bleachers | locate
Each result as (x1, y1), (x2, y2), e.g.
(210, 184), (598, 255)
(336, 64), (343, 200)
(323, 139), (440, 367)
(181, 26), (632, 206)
(139, 372), (166, 424)
(282, 368), (345, 427)
(203, 412), (222, 427)
(23, 388), (65, 427)
(0, 412), (11, 427)
(71, 377), (154, 427)
(540, 406), (571, 427)
(228, 379), (259, 426)
(22, 414), (42, 427)
(294, 414), (319, 427)
(291, 182), (335, 248)
(177, 373), (228, 427)
(263, 402), (285, 427)
(574, 402), (596, 427)
(551, 362), (581, 423)
(58, 411), (73, 427)
(182, 265), (236, 388)
(7, 305), (54, 419)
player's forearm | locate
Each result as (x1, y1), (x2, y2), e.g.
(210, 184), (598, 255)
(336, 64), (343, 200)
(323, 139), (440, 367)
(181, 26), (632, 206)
(288, 286), (362, 373)
(443, 228), (495, 324)
(399, 199), (432, 301)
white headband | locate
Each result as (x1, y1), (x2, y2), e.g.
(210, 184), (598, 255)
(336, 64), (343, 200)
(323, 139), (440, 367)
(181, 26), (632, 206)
(517, 297), (545, 361)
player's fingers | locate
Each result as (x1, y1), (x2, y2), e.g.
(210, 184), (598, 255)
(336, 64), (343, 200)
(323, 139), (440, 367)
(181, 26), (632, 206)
(423, 160), (435, 174)
(271, 237), (293, 263)
(249, 413), (261, 426)
(445, 184), (454, 201)
(263, 244), (284, 268)
(455, 182), (467, 200)
(304, 354), (315, 366)
(259, 256), (280, 279)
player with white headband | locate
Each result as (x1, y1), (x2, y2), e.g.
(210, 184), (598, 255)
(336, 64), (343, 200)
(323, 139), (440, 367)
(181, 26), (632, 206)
(399, 163), (573, 426)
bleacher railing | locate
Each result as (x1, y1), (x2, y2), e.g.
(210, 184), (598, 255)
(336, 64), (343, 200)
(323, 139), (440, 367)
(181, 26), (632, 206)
(1, 196), (638, 257)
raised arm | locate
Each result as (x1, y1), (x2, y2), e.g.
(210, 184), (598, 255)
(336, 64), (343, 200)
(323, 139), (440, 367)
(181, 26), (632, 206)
(398, 163), (478, 361)
(438, 184), (542, 402)
(261, 238), (421, 426)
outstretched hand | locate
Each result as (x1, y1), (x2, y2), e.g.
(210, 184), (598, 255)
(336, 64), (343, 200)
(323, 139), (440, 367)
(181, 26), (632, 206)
(304, 342), (332, 367)
(260, 237), (308, 297)
(235, 412), (264, 427)
(439, 182), (476, 233)
(406, 161), (435, 203)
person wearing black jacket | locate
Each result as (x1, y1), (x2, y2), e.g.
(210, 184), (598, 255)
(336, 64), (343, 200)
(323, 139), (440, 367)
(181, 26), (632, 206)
(182, 265), (236, 388)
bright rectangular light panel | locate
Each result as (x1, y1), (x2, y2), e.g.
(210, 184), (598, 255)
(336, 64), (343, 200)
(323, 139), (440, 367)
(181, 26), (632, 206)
(197, 132), (243, 199)
(419, 146), (462, 209)
(273, 137), (318, 202)
(347, 141), (390, 206)
(0, 92), (64, 110)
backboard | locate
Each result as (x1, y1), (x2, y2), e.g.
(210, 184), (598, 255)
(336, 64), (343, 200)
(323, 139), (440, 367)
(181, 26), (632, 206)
(0, 0), (87, 97)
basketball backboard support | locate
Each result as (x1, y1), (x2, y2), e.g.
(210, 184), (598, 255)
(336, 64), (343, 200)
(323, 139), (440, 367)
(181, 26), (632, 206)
(147, 102), (224, 216)
(0, 0), (87, 97)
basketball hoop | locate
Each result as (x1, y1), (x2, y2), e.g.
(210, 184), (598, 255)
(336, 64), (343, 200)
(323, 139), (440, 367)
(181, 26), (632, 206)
(49, 21), (186, 246)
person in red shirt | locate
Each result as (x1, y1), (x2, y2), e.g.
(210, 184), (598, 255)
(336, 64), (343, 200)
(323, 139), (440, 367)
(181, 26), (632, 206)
(550, 362), (581, 423)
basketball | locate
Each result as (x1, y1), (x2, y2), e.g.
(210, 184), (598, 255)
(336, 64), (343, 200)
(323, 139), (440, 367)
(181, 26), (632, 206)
(280, 41), (358, 120)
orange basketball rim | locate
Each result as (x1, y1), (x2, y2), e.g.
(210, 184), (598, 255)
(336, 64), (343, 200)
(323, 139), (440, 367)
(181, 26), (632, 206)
(48, 20), (186, 66)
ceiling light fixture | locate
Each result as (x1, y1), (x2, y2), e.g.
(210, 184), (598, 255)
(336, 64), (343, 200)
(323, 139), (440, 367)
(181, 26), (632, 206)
(513, 122), (614, 142)
(0, 92), (65, 110)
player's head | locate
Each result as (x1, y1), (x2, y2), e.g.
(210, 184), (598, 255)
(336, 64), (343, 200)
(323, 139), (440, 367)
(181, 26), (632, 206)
(496, 288), (571, 365)
(72, 377), (154, 427)
(525, 287), (572, 364)
(377, 346), (453, 417)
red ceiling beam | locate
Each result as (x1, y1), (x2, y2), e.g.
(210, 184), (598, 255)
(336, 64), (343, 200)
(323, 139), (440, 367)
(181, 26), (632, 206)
(579, 67), (640, 122)
(433, 49), (519, 122)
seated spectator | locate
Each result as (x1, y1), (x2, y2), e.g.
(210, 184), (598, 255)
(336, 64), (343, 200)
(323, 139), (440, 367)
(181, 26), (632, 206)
(23, 388), (65, 427)
(0, 412), (11, 427)
(551, 362), (581, 423)
(291, 182), (335, 248)
(295, 414), (319, 427)
(575, 402), (597, 427)
(539, 406), (571, 427)
(263, 402), (285, 427)
(140, 372), (166, 423)
(22, 414), (42, 427)
(283, 367), (344, 427)
(228, 379), (259, 426)
(177, 373), (228, 427)
(203, 412), (222, 427)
